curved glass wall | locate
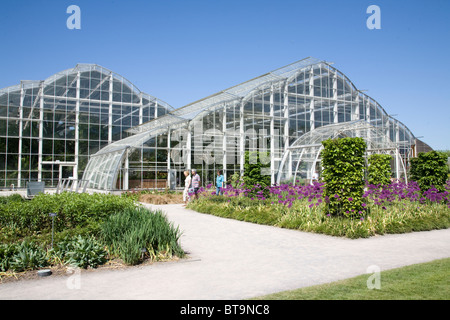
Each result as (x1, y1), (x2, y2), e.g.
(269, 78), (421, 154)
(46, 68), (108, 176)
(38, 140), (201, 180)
(0, 64), (173, 188)
(84, 57), (417, 191)
(276, 120), (408, 184)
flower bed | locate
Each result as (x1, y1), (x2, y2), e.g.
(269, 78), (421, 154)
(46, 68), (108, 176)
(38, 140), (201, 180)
(0, 192), (185, 279)
(187, 180), (450, 238)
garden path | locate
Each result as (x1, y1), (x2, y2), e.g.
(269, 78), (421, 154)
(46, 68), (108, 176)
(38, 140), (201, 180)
(0, 203), (449, 300)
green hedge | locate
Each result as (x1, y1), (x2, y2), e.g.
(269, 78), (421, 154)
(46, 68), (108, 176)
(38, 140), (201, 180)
(243, 151), (271, 189)
(0, 192), (137, 243)
(410, 151), (449, 192)
(367, 154), (392, 186)
(321, 137), (366, 217)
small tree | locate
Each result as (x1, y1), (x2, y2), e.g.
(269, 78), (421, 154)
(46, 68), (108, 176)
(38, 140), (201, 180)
(321, 137), (366, 217)
(410, 151), (448, 192)
(367, 154), (392, 186)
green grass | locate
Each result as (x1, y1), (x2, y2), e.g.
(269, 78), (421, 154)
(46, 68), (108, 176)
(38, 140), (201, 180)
(252, 258), (450, 300)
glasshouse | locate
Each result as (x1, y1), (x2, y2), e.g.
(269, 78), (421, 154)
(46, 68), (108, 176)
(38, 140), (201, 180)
(0, 64), (173, 189)
(0, 57), (433, 191)
(82, 57), (430, 191)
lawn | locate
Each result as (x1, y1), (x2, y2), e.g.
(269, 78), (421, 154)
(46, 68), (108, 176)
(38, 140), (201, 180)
(251, 258), (450, 300)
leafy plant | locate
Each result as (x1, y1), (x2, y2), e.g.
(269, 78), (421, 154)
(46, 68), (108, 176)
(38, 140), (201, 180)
(410, 151), (448, 192)
(0, 243), (18, 272)
(321, 137), (366, 217)
(100, 207), (184, 265)
(8, 241), (49, 272)
(367, 154), (392, 186)
(228, 171), (243, 189)
(61, 236), (108, 269)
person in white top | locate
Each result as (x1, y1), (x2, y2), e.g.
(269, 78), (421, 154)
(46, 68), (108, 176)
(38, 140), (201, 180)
(311, 171), (319, 184)
(183, 170), (191, 206)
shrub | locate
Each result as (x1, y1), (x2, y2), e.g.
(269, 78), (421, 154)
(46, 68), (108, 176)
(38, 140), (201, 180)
(0, 194), (25, 205)
(321, 137), (366, 217)
(367, 154), (392, 186)
(243, 151), (271, 189)
(410, 151), (449, 192)
(0, 192), (137, 237)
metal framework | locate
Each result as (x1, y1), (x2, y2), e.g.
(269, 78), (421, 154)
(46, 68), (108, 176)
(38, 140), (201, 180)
(0, 64), (173, 188)
(276, 120), (408, 185)
(83, 57), (417, 190)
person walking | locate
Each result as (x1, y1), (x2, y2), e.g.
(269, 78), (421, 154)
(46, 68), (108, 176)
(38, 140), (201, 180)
(182, 170), (191, 206)
(191, 169), (201, 200)
(216, 170), (224, 195)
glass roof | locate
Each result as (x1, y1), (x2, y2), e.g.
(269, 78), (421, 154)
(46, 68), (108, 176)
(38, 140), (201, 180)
(125, 57), (325, 134)
(0, 63), (174, 112)
(171, 57), (323, 119)
(289, 120), (398, 151)
(94, 114), (189, 157)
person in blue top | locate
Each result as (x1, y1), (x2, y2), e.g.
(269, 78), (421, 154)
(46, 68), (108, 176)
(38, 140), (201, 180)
(216, 170), (224, 196)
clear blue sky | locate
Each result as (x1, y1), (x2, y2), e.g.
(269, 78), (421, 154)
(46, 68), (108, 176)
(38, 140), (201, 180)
(1, 0), (449, 150)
